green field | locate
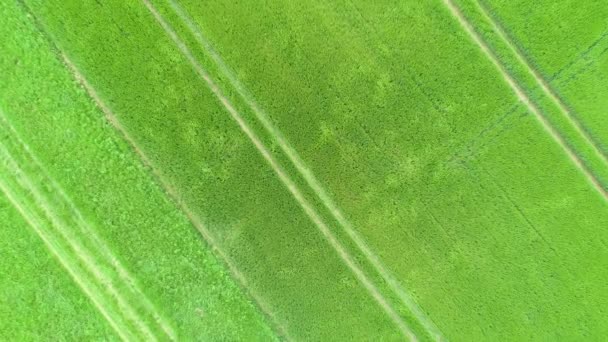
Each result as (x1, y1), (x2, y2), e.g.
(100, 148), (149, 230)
(1, 0), (607, 340)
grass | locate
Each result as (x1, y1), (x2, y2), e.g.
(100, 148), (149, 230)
(0, 195), (117, 340)
(479, 0), (608, 169)
(2, 0), (608, 340)
(0, 1), (276, 340)
(453, 0), (608, 189)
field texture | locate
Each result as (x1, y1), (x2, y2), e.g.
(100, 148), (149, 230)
(1, 0), (607, 340)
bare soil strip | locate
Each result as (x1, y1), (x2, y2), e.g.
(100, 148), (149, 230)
(443, 0), (608, 202)
(143, 0), (417, 339)
(165, 1), (443, 339)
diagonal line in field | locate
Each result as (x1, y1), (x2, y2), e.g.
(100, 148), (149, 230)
(449, 23), (608, 167)
(476, 0), (608, 173)
(551, 29), (608, 81)
(0, 136), (138, 341)
(0, 110), (176, 341)
(0, 130), (157, 341)
(142, 0), (417, 340)
(58, 41), (292, 342)
(442, 0), (608, 202)
(479, 166), (558, 254)
(164, 1), (443, 340)
(0, 177), (134, 342)
(8, 4), (176, 338)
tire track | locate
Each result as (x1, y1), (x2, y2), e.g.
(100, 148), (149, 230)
(162, 1), (442, 339)
(448, 24), (608, 166)
(0, 149), (156, 341)
(442, 0), (608, 202)
(476, 0), (608, 173)
(58, 27), (292, 342)
(0, 112), (157, 341)
(0, 141), (137, 341)
(142, 0), (417, 339)
(0, 111), (176, 341)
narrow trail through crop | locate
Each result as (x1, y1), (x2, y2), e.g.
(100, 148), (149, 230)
(163, 1), (443, 339)
(57, 27), (292, 342)
(143, 0), (417, 339)
(449, 25), (608, 168)
(0, 176), (134, 341)
(476, 0), (608, 172)
(0, 128), (137, 341)
(0, 123), (157, 341)
(0, 107), (176, 341)
(443, 0), (608, 202)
